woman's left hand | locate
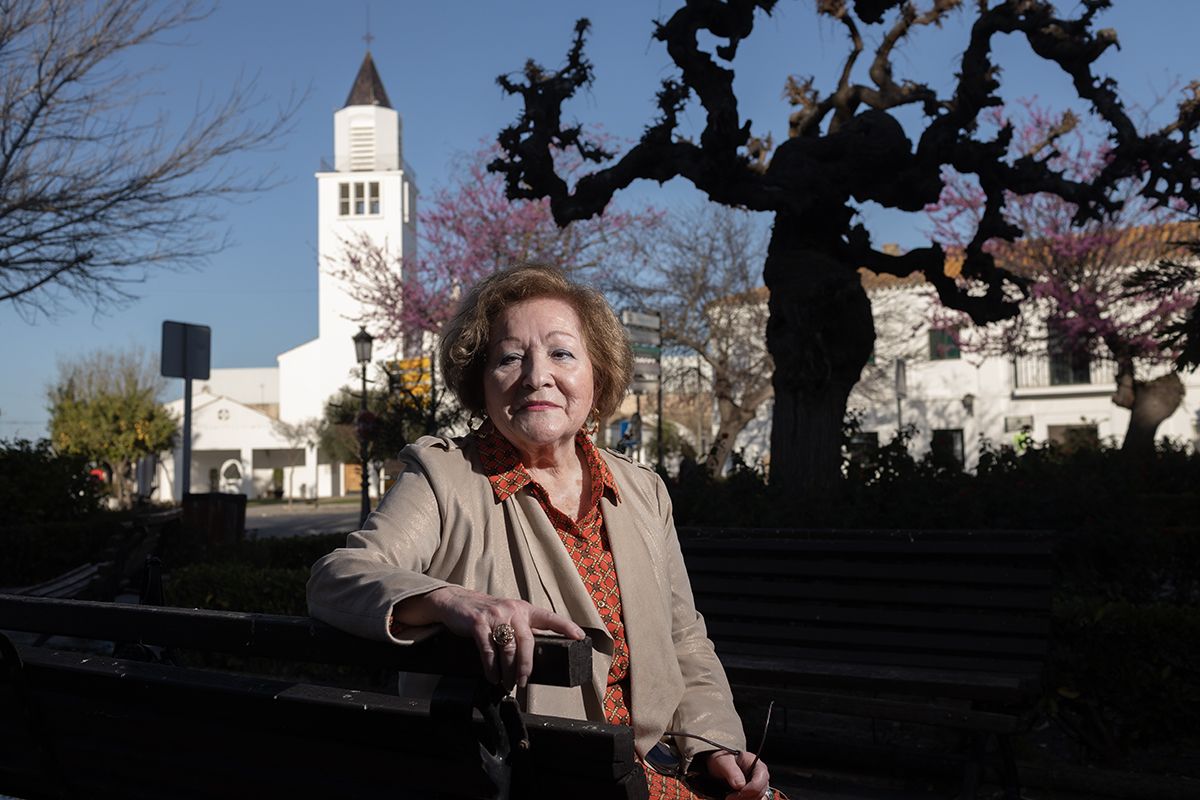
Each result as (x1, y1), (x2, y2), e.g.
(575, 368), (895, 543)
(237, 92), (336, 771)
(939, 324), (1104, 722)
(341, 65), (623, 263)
(705, 750), (770, 800)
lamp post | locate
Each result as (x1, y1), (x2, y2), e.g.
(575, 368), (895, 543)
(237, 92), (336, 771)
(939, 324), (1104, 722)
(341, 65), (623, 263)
(354, 326), (374, 528)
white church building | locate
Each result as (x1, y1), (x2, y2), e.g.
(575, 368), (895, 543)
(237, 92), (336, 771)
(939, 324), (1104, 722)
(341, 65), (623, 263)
(155, 52), (417, 502)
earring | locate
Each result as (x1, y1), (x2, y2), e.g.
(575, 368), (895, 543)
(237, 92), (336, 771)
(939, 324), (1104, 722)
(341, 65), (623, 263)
(585, 408), (600, 436)
(471, 413), (491, 439)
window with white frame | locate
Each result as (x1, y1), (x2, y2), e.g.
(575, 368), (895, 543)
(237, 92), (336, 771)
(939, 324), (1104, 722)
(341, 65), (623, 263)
(339, 181), (380, 217)
(928, 327), (961, 360)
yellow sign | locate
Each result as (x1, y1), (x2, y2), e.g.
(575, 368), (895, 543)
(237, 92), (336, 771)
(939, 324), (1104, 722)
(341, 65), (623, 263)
(389, 356), (432, 398)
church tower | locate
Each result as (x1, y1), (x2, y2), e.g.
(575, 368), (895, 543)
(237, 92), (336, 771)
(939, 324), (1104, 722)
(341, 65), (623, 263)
(278, 52), (418, 432)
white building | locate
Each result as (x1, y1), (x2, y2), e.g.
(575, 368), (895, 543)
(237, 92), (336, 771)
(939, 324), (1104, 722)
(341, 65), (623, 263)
(843, 270), (1200, 471)
(638, 265), (1199, 476)
(154, 52), (417, 502)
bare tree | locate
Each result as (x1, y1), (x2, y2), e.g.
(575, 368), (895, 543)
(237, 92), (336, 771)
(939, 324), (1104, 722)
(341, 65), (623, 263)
(0, 0), (301, 318)
(491, 1), (1200, 494)
(616, 204), (772, 474)
(271, 417), (322, 508)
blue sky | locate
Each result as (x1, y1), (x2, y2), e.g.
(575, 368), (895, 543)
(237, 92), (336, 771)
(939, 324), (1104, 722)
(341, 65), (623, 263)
(2, 0), (1198, 438)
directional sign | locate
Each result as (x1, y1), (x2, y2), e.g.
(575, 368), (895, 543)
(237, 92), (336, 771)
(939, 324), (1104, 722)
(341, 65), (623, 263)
(630, 379), (660, 395)
(162, 321), (211, 380)
(626, 326), (662, 346)
(622, 310), (661, 330)
(631, 343), (662, 358)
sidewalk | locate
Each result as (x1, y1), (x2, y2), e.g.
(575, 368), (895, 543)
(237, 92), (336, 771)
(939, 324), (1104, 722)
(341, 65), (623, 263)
(244, 501), (361, 539)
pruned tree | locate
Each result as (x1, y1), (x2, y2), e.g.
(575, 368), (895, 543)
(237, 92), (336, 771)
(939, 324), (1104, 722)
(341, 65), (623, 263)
(491, 0), (1200, 493)
(927, 101), (1197, 455)
(47, 346), (177, 507)
(0, 0), (301, 319)
(615, 203), (772, 474)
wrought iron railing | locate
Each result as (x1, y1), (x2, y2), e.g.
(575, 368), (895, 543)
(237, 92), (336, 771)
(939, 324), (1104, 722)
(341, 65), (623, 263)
(1012, 353), (1117, 389)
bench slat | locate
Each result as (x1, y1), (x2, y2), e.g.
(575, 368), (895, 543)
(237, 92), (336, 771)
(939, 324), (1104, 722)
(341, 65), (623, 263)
(730, 685), (1023, 734)
(716, 653), (1036, 703)
(690, 576), (1051, 611)
(695, 598), (1051, 636)
(679, 527), (1057, 541)
(0, 595), (590, 688)
(681, 537), (1054, 556)
(684, 556), (1052, 586)
(707, 619), (1049, 658)
(715, 638), (1044, 679)
(2, 563), (104, 599)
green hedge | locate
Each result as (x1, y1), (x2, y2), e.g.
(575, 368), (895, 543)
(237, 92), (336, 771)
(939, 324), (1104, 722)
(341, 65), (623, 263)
(1049, 597), (1200, 755)
(162, 557), (392, 691)
(0, 439), (103, 524)
(165, 563), (311, 616)
(160, 533), (350, 615)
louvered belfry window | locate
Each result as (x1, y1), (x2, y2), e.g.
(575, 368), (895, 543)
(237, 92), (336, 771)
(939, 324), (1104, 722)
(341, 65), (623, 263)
(349, 124), (375, 171)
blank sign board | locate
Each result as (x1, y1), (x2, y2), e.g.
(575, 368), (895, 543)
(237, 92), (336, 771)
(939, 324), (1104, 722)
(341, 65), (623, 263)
(161, 321), (211, 380)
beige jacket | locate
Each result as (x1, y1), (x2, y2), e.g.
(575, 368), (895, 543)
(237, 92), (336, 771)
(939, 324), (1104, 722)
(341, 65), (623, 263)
(307, 435), (745, 761)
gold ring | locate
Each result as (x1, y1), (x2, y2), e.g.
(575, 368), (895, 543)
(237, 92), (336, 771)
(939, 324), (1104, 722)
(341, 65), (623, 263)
(490, 623), (516, 647)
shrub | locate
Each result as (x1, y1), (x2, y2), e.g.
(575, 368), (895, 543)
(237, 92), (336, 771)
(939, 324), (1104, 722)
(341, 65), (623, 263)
(226, 533), (348, 570)
(162, 558), (392, 691)
(1049, 597), (1200, 754)
(0, 438), (103, 524)
(165, 562), (310, 616)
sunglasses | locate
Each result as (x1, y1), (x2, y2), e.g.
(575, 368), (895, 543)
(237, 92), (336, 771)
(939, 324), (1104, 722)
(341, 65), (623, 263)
(643, 701), (785, 799)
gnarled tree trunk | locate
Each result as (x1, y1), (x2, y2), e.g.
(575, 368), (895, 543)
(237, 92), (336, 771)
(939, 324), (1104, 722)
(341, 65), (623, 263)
(1112, 368), (1185, 458)
(705, 399), (763, 476)
(764, 213), (875, 494)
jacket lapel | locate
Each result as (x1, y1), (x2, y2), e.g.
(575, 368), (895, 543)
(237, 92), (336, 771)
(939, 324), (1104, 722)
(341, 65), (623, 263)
(506, 492), (611, 707)
(601, 478), (684, 749)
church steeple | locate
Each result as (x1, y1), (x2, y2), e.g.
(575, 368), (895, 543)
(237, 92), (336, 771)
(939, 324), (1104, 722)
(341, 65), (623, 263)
(344, 52), (392, 109)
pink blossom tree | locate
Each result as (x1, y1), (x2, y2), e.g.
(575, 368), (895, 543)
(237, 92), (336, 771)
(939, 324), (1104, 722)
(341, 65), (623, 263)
(331, 145), (659, 347)
(927, 102), (1198, 454)
(327, 145), (660, 438)
(489, 2), (1200, 494)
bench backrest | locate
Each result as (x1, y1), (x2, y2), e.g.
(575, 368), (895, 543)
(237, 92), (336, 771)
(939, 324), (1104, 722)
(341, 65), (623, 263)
(0, 596), (647, 800)
(678, 528), (1054, 681)
(0, 642), (644, 800)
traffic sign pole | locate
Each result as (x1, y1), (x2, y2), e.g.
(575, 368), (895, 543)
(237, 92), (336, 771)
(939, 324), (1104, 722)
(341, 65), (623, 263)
(622, 309), (663, 467)
(162, 321), (211, 501)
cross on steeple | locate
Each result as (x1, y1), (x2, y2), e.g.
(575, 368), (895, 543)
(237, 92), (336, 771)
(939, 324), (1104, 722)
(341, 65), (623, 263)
(362, 8), (374, 50)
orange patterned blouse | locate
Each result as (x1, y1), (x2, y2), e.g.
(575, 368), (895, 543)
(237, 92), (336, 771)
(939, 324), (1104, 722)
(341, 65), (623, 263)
(475, 429), (704, 800)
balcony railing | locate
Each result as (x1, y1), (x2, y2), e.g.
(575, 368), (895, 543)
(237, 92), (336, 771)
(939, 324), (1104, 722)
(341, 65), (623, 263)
(1013, 353), (1117, 389)
(318, 153), (405, 172)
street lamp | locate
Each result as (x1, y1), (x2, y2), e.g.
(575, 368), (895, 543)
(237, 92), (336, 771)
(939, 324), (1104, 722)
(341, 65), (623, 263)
(894, 358), (907, 430)
(354, 326), (374, 528)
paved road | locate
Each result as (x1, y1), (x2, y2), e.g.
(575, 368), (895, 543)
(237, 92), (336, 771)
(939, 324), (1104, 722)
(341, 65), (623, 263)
(245, 502), (361, 539)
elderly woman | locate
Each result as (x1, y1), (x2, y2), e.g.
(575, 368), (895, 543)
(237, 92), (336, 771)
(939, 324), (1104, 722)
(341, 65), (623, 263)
(308, 266), (774, 799)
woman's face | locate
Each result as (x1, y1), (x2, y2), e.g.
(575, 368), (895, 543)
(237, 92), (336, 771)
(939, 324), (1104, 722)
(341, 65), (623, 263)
(483, 296), (595, 458)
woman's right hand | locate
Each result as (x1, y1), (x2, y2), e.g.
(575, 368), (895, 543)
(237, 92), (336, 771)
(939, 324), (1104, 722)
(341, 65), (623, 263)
(392, 586), (585, 689)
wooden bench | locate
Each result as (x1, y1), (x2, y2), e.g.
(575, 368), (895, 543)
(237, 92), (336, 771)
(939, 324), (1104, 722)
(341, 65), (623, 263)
(0, 595), (648, 800)
(678, 528), (1056, 800)
(0, 508), (180, 602)
(0, 561), (112, 599)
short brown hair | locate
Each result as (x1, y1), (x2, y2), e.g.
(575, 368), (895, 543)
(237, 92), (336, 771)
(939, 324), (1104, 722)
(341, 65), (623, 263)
(439, 266), (632, 418)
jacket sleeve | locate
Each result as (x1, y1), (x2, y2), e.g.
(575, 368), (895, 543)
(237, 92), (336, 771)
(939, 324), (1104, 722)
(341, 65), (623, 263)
(306, 447), (452, 644)
(654, 474), (747, 763)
